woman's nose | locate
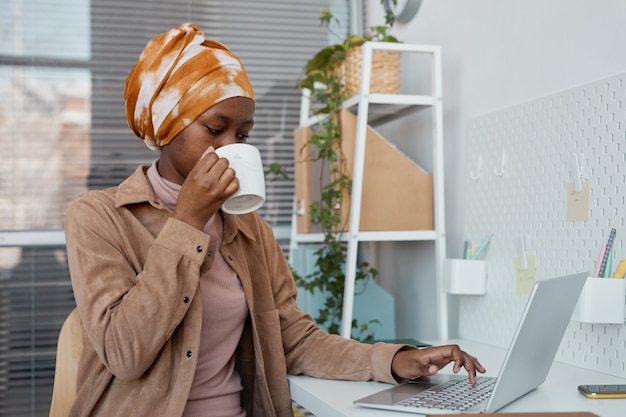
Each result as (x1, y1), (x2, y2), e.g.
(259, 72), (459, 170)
(217, 134), (237, 148)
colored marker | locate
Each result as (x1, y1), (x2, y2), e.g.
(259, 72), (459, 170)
(472, 234), (492, 260)
(598, 228), (616, 278)
(613, 259), (626, 279)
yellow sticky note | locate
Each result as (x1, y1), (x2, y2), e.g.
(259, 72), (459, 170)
(566, 180), (590, 222)
(515, 255), (536, 295)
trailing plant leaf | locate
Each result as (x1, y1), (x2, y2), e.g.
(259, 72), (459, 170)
(264, 162), (289, 181)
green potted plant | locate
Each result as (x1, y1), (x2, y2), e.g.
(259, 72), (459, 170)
(292, 1), (402, 341)
(298, 1), (401, 100)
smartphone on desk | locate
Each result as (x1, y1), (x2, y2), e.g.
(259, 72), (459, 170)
(578, 384), (626, 398)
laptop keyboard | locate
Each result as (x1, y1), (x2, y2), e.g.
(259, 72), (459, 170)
(397, 376), (496, 411)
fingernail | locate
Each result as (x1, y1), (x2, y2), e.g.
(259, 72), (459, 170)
(201, 146), (216, 159)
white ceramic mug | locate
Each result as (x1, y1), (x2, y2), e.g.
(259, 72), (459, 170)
(214, 143), (265, 214)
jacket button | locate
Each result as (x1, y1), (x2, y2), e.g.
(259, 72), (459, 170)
(186, 351), (192, 358)
(196, 246), (203, 253)
(183, 296), (189, 303)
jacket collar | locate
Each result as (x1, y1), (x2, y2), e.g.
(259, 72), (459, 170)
(115, 165), (156, 207)
(115, 164), (257, 243)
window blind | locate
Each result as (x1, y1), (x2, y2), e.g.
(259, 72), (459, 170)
(1, 2), (90, 415)
(0, 0), (352, 415)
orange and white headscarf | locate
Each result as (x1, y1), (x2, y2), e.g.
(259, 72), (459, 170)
(124, 23), (255, 150)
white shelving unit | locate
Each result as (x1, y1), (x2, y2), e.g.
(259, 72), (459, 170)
(290, 41), (448, 340)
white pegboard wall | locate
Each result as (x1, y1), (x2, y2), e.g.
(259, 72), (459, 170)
(460, 73), (626, 378)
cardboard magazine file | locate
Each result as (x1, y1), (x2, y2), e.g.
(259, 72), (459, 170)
(293, 109), (434, 233)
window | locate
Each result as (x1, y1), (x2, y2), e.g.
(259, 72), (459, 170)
(0, 1), (90, 414)
(0, 0), (354, 414)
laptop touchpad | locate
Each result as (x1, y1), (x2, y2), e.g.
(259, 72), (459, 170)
(356, 374), (466, 405)
(406, 374), (466, 389)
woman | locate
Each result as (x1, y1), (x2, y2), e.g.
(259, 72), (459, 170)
(64, 23), (485, 417)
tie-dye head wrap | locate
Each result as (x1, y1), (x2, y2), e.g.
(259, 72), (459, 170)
(124, 23), (255, 150)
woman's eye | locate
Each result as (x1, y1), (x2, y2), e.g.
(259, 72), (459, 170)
(206, 126), (223, 135)
(236, 134), (249, 143)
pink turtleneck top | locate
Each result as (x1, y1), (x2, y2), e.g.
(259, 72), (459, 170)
(147, 161), (248, 417)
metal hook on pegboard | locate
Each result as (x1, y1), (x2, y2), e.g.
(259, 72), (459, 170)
(570, 152), (583, 192)
(518, 235), (528, 270)
(494, 151), (506, 177)
(470, 155), (482, 180)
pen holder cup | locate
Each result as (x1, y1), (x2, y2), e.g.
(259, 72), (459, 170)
(571, 277), (625, 324)
(443, 259), (487, 295)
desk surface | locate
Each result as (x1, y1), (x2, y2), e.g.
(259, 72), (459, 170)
(288, 339), (626, 417)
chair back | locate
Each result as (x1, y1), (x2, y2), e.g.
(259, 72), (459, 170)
(49, 308), (83, 417)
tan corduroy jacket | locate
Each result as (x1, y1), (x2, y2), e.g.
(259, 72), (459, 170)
(64, 165), (409, 417)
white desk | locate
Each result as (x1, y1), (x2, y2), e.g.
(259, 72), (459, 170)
(288, 339), (626, 417)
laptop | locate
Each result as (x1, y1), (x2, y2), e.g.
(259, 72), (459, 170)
(354, 272), (588, 414)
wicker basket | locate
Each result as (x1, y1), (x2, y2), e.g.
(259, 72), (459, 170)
(343, 45), (401, 97)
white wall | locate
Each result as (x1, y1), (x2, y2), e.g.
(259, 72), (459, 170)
(366, 0), (626, 338)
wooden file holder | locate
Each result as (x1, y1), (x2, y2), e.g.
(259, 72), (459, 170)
(294, 109), (434, 233)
